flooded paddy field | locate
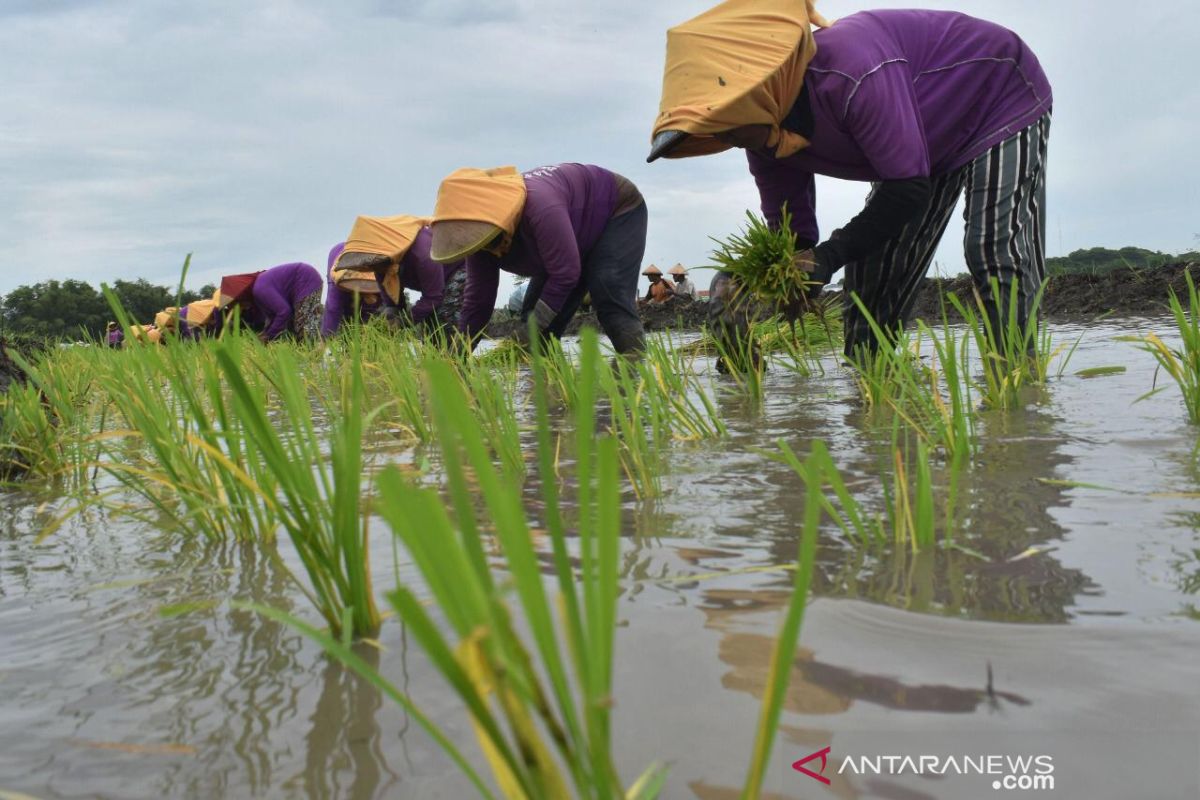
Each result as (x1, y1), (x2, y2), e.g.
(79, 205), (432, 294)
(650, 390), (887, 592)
(3, 317), (1200, 799)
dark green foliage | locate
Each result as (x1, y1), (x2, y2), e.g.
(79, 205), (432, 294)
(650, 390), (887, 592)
(1046, 247), (1194, 276)
(0, 278), (214, 340)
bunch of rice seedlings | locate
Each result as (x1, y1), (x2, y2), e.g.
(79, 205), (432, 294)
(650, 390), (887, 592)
(254, 327), (821, 798)
(707, 207), (815, 305)
(1139, 270), (1200, 422)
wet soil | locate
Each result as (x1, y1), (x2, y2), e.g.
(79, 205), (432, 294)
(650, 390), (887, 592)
(908, 260), (1200, 322)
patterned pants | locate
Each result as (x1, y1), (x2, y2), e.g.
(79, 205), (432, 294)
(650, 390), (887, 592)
(425, 268), (467, 336)
(292, 290), (324, 340)
(843, 113), (1052, 354)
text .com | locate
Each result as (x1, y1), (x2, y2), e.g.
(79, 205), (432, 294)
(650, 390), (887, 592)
(794, 750), (1056, 791)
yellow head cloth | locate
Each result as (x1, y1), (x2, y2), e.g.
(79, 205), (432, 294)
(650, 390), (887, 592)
(154, 308), (179, 331)
(431, 166), (527, 259)
(124, 325), (162, 347)
(652, 0), (831, 159)
(337, 215), (430, 304)
(185, 298), (218, 328)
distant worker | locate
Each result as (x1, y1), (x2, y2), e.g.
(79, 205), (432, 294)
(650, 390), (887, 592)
(326, 215), (466, 338)
(105, 322), (122, 348)
(122, 324), (162, 347)
(179, 299), (221, 339)
(642, 265), (676, 304)
(321, 242), (385, 337)
(429, 163), (647, 354)
(648, 3), (1052, 356)
(215, 262), (324, 342)
(668, 264), (698, 300)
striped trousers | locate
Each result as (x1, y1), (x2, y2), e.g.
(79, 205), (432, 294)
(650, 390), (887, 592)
(843, 113), (1051, 355)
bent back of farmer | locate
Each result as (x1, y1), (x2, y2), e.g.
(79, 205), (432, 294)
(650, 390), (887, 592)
(430, 163), (647, 354)
(650, 4), (1052, 357)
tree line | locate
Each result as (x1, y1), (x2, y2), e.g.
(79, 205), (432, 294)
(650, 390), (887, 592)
(1046, 247), (1200, 276)
(0, 279), (217, 341)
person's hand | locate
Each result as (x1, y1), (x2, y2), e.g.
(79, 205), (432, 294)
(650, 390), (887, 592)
(531, 299), (557, 330)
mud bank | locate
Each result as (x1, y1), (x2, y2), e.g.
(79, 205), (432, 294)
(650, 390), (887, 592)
(485, 263), (1198, 337)
(908, 260), (1200, 322)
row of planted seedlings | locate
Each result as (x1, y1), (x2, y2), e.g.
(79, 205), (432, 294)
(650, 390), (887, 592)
(246, 328), (831, 799)
(16, 294), (834, 795)
(821, 278), (1080, 554)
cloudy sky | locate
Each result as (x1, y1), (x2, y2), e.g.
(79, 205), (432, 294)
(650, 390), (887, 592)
(2, 0), (1197, 300)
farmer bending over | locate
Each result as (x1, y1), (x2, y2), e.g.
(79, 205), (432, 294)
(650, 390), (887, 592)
(429, 164), (647, 354)
(323, 216), (466, 340)
(215, 262), (324, 342)
(648, 1), (1052, 357)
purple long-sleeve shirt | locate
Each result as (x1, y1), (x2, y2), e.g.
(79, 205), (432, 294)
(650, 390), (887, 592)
(252, 262), (323, 341)
(321, 242), (387, 336)
(458, 163), (618, 336)
(748, 10), (1052, 243)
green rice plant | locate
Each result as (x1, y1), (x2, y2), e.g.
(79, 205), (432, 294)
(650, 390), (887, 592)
(638, 335), (727, 441)
(946, 278), (1057, 409)
(776, 440), (885, 548)
(780, 436), (954, 553)
(255, 326), (819, 799)
(707, 207), (815, 306)
(215, 333), (381, 638)
(708, 323), (765, 400)
(845, 295), (979, 464)
(1139, 270), (1200, 422)
(881, 439), (938, 553)
(598, 353), (667, 500)
(454, 354), (527, 480)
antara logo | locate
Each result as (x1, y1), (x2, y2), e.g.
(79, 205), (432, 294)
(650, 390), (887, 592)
(792, 746), (832, 785)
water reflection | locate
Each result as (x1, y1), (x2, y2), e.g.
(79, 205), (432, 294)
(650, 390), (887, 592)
(297, 644), (396, 800)
(803, 406), (1096, 622)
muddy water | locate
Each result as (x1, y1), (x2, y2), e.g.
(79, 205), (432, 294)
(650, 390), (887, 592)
(3, 319), (1200, 799)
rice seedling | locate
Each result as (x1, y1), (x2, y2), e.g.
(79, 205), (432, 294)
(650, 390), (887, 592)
(946, 278), (1066, 409)
(779, 434), (956, 554)
(214, 334), (381, 638)
(90, 333), (280, 541)
(0, 349), (106, 486)
(639, 335), (727, 441)
(707, 207), (816, 306)
(252, 326), (820, 798)
(1138, 270), (1200, 422)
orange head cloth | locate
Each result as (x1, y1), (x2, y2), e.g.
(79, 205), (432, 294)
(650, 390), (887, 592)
(430, 166), (527, 261)
(185, 298), (218, 328)
(154, 307), (179, 332)
(336, 215), (430, 304)
(124, 325), (162, 346)
(215, 272), (262, 309)
(651, 0), (831, 160)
